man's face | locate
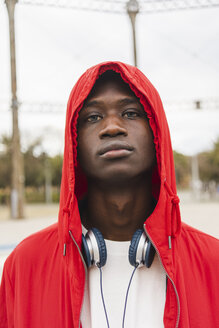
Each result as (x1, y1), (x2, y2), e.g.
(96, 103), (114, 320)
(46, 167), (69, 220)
(77, 76), (156, 184)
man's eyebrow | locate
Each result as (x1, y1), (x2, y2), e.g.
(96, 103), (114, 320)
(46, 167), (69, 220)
(83, 100), (104, 109)
(83, 97), (140, 109)
(116, 98), (140, 106)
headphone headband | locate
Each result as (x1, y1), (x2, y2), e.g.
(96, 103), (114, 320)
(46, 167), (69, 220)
(82, 228), (155, 269)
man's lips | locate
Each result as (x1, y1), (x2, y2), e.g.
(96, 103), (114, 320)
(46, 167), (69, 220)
(98, 142), (134, 159)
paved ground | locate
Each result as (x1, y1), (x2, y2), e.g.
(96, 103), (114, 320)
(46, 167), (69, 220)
(0, 193), (218, 278)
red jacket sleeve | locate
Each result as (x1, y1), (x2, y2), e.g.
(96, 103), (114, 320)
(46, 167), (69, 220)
(0, 262), (14, 328)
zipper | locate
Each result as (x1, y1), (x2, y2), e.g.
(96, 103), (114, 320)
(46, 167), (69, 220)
(143, 225), (180, 328)
(68, 230), (87, 328)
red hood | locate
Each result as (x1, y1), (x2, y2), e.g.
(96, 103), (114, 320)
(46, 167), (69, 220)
(58, 61), (181, 275)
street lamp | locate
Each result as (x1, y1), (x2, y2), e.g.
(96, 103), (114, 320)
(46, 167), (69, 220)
(126, 0), (139, 67)
(5, 0), (25, 219)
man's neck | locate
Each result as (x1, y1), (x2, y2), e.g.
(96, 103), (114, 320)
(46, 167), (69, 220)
(81, 175), (154, 241)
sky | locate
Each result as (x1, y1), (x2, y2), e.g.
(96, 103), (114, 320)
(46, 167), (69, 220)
(0, 2), (219, 156)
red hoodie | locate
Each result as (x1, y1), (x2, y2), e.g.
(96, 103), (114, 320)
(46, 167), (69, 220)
(0, 61), (219, 328)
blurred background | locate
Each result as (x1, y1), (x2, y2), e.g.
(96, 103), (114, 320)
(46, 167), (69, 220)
(0, 0), (219, 276)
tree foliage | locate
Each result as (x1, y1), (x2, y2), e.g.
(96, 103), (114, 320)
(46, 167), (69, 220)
(173, 151), (191, 189)
(50, 155), (63, 186)
(24, 140), (45, 187)
(198, 139), (219, 183)
(0, 136), (63, 189)
(0, 135), (12, 188)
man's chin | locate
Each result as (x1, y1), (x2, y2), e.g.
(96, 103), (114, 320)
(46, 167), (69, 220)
(94, 169), (144, 186)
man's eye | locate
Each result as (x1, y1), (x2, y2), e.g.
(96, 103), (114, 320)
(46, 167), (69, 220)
(87, 115), (102, 122)
(123, 111), (139, 119)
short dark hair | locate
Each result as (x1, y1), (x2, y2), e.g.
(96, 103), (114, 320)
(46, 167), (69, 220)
(94, 70), (125, 88)
(87, 70), (131, 99)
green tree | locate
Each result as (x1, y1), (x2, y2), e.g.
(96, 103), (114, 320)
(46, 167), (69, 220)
(0, 135), (12, 188)
(199, 138), (219, 183)
(173, 151), (191, 189)
(24, 140), (45, 187)
(50, 155), (63, 187)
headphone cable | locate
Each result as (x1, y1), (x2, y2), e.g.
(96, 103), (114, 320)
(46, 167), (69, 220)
(122, 264), (138, 328)
(98, 265), (110, 328)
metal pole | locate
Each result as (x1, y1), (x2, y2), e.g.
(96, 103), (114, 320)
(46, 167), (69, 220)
(5, 0), (25, 219)
(127, 0), (139, 67)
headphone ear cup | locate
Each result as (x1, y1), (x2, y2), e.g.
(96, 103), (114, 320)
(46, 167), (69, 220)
(82, 234), (92, 267)
(82, 228), (107, 268)
(129, 229), (144, 267)
(145, 240), (156, 268)
(129, 229), (156, 268)
(91, 228), (107, 268)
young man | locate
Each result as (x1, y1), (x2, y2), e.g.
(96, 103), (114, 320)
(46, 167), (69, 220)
(0, 61), (218, 328)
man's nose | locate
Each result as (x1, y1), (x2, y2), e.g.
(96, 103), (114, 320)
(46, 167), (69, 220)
(99, 115), (127, 139)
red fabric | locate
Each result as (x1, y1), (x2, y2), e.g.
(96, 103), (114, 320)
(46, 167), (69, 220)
(1, 61), (219, 327)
